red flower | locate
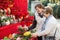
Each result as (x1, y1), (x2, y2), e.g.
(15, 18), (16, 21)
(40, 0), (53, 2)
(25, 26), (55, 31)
(25, 21), (32, 27)
(24, 16), (34, 21)
(23, 12), (29, 19)
(20, 21), (26, 27)
(29, 37), (38, 40)
(0, 0), (13, 9)
(28, 16), (34, 21)
(0, 6), (4, 9)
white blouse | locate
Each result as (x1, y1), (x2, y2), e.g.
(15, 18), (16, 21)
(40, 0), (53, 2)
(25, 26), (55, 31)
(34, 12), (45, 31)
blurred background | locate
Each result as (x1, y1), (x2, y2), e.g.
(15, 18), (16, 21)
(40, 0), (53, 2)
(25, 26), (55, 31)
(28, 0), (60, 19)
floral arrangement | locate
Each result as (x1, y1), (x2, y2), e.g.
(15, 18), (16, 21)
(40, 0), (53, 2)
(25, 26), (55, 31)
(2, 26), (36, 40)
(0, 0), (13, 9)
(0, 15), (18, 26)
(0, 0), (34, 27)
(12, 26), (32, 40)
(0, 0), (35, 39)
(0, 8), (18, 27)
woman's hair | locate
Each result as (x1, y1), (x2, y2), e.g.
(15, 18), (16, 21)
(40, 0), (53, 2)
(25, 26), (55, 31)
(44, 6), (53, 14)
(35, 4), (45, 9)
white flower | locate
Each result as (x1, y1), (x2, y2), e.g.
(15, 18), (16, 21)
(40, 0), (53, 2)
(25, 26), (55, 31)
(1, 16), (7, 20)
(0, 9), (4, 13)
(6, 20), (10, 25)
(12, 33), (16, 38)
(23, 25), (28, 30)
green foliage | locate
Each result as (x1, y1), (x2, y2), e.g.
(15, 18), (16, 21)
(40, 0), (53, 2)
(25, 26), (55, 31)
(0, 21), (1, 23)
(4, 37), (9, 40)
(18, 27), (24, 32)
(30, 13), (34, 16)
(57, 5), (60, 18)
(53, 4), (58, 18)
(22, 37), (28, 40)
(53, 4), (60, 18)
(29, 11), (34, 16)
(42, 0), (49, 6)
(30, 29), (36, 33)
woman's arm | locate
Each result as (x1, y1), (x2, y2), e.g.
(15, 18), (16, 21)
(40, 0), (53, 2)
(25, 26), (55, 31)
(28, 16), (37, 30)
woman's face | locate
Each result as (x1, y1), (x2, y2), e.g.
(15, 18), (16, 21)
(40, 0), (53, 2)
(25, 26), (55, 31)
(43, 13), (47, 17)
(43, 12), (50, 18)
(42, 10), (47, 17)
(36, 7), (43, 13)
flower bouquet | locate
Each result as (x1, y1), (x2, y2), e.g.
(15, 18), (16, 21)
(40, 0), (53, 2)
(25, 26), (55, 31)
(13, 26), (31, 40)
(0, 8), (18, 27)
(3, 26), (37, 40)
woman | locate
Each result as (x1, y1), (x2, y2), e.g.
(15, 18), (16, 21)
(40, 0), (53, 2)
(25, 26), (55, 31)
(28, 4), (45, 40)
(32, 6), (58, 40)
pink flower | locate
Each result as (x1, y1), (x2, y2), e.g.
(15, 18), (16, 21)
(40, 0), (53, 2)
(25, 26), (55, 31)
(0, 39), (3, 40)
(16, 37), (21, 40)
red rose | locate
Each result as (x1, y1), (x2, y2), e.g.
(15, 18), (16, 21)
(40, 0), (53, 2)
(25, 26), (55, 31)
(25, 21), (33, 27)
(28, 16), (34, 21)
(20, 21), (26, 27)
(29, 37), (38, 40)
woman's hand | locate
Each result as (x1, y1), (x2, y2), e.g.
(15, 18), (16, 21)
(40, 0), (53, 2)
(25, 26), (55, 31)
(31, 33), (38, 37)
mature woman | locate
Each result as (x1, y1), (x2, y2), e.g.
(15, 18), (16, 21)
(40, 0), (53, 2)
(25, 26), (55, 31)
(28, 4), (45, 40)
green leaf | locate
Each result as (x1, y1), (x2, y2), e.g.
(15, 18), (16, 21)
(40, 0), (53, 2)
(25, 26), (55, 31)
(30, 30), (36, 33)
(18, 27), (24, 32)
(22, 37), (28, 40)
(4, 37), (9, 40)
(14, 34), (18, 38)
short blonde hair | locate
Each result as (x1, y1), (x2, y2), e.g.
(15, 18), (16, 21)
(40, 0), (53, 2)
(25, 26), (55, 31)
(45, 6), (53, 14)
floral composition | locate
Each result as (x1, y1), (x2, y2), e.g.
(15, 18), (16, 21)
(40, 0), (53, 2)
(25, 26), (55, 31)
(3, 26), (36, 40)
